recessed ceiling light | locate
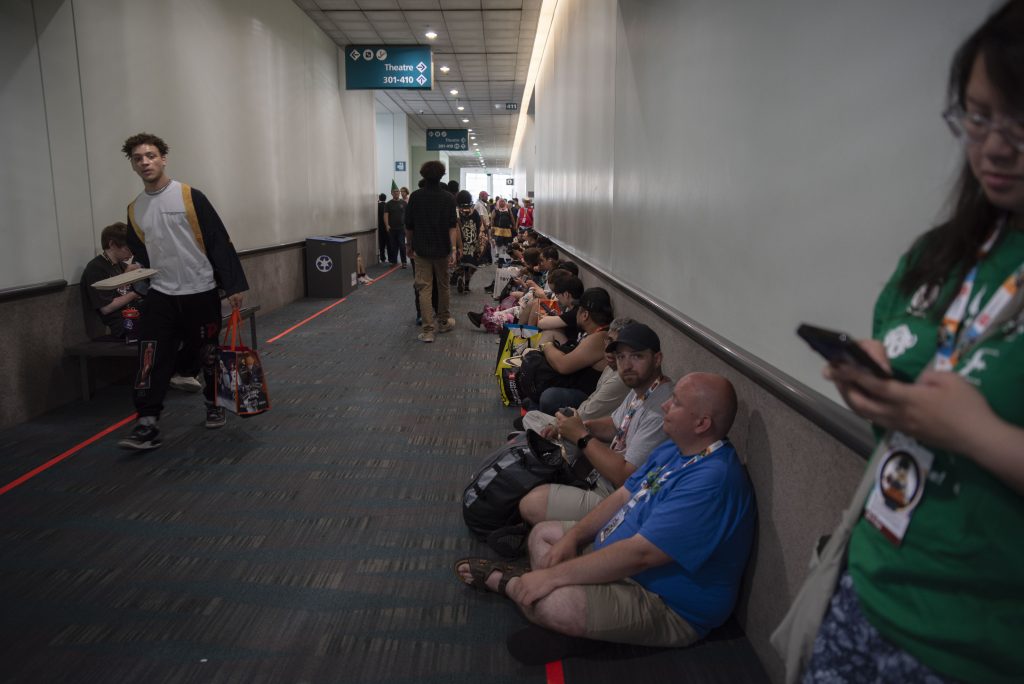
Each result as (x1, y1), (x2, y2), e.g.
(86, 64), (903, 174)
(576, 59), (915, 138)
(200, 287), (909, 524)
(425, 31), (437, 40)
(470, 136), (476, 140)
(439, 65), (450, 73)
(457, 105), (464, 111)
(467, 128), (473, 132)
(462, 118), (469, 123)
(449, 89), (458, 96)
(494, 103), (501, 109)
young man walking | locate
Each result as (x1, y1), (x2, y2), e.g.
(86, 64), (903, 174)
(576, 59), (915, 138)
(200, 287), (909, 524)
(405, 161), (458, 343)
(117, 132), (248, 450)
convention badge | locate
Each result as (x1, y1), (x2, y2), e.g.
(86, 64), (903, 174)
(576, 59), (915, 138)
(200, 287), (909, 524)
(598, 507), (627, 544)
(598, 488), (649, 543)
(863, 432), (934, 546)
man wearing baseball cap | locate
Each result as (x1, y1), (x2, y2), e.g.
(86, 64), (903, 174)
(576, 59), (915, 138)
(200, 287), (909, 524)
(519, 322), (674, 523)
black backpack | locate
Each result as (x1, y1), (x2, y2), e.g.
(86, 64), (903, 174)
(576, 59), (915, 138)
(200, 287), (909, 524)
(462, 430), (584, 540)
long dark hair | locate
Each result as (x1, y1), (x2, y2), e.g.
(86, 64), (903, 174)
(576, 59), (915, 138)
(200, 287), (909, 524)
(898, 0), (1024, 306)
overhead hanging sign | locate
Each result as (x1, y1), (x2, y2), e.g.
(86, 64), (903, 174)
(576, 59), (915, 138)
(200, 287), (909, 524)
(345, 45), (432, 90)
(426, 129), (469, 151)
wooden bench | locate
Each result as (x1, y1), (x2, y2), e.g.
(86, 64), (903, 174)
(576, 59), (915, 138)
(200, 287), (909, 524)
(66, 305), (260, 400)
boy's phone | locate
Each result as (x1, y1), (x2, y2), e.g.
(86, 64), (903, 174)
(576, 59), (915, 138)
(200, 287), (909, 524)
(796, 323), (895, 380)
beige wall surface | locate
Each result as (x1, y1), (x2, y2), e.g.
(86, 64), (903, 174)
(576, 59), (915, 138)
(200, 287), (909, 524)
(3, 0), (376, 291)
(529, 0), (993, 401)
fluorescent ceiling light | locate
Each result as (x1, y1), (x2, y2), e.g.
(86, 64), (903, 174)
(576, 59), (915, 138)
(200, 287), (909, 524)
(462, 118), (469, 123)
(457, 106), (465, 111)
(439, 65), (450, 73)
(425, 31), (437, 39)
(449, 89), (458, 96)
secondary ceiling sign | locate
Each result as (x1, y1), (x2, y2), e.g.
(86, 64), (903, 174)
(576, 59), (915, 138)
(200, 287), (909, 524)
(345, 45), (432, 90)
(426, 129), (469, 151)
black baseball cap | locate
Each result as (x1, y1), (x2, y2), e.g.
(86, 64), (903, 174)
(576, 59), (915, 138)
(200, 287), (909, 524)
(606, 323), (660, 353)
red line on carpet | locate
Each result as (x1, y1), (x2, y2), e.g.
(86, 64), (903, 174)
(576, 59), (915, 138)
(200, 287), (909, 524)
(365, 264), (400, 285)
(265, 265), (400, 344)
(0, 265), (403, 497)
(265, 297), (348, 344)
(545, 661), (565, 684)
(0, 413), (137, 497)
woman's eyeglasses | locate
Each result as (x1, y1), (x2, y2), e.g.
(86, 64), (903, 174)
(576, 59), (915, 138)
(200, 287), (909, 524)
(943, 105), (1024, 153)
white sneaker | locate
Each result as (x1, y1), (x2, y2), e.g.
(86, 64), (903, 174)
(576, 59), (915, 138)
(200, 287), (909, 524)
(169, 374), (203, 393)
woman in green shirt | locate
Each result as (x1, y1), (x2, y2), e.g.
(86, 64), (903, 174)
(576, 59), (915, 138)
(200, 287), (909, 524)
(803, 3), (1024, 683)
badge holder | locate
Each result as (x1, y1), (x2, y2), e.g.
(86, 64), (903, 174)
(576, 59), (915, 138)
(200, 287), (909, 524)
(863, 432), (935, 546)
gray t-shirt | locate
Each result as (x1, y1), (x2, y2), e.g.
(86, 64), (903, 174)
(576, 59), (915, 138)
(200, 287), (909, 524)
(597, 379), (674, 489)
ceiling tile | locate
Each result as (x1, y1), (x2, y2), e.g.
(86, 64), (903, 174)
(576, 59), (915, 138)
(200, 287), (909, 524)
(357, 0), (402, 8)
(397, 0), (442, 8)
(314, 0), (360, 8)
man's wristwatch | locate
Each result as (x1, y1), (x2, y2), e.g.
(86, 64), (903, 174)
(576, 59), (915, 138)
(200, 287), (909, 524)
(576, 433), (593, 450)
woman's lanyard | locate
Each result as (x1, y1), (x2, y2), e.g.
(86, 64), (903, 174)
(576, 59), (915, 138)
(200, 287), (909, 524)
(865, 219), (1022, 546)
(934, 220), (1023, 371)
(598, 440), (728, 543)
(611, 376), (667, 452)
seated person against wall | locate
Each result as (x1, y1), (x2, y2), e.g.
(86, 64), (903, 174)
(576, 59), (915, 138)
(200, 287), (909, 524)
(472, 249), (547, 332)
(81, 222), (144, 340)
(80, 222), (205, 393)
(528, 275), (584, 334)
(515, 246), (563, 324)
(519, 316), (634, 431)
(456, 372), (754, 653)
(519, 322), (673, 524)
(522, 287), (614, 409)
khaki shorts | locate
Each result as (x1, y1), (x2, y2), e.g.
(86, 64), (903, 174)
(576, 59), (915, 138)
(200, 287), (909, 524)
(546, 481), (615, 521)
(557, 522), (699, 648)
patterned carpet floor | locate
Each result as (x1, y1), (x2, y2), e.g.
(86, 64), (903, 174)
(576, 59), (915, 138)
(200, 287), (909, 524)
(0, 263), (767, 684)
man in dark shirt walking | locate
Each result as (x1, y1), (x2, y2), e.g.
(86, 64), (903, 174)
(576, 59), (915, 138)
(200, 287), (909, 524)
(384, 186), (408, 268)
(405, 161), (458, 343)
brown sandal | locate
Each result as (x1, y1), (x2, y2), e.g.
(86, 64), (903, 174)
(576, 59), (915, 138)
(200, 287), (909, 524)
(454, 557), (529, 597)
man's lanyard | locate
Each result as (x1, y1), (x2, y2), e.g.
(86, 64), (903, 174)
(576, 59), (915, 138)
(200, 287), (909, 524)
(934, 220), (1023, 371)
(598, 440), (728, 543)
(610, 376), (667, 452)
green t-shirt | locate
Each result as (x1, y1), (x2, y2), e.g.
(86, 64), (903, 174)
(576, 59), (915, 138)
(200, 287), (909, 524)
(848, 228), (1024, 683)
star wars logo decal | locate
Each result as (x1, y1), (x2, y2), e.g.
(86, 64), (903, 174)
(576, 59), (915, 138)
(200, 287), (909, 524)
(878, 450), (922, 511)
(316, 255), (334, 273)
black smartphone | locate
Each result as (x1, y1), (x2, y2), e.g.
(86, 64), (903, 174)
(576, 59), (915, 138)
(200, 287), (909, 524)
(796, 323), (894, 380)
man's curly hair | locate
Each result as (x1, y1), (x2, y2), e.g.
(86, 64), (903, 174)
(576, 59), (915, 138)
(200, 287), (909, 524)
(121, 132), (169, 158)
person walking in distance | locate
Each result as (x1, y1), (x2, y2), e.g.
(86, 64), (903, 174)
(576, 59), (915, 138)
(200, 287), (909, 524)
(117, 132), (248, 450)
(405, 161), (459, 343)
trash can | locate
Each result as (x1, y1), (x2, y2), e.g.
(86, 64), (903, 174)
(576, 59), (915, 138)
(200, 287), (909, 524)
(305, 236), (358, 298)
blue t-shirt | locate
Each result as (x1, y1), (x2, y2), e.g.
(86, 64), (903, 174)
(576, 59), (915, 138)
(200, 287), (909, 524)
(593, 439), (756, 637)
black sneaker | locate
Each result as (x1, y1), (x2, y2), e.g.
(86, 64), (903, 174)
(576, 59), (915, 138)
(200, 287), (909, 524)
(118, 423), (161, 450)
(205, 405), (227, 429)
(467, 311), (483, 328)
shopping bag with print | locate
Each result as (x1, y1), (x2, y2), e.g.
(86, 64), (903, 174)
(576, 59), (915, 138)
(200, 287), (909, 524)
(216, 309), (271, 415)
(495, 324), (541, 406)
